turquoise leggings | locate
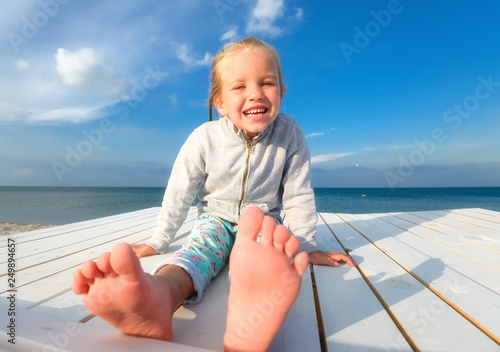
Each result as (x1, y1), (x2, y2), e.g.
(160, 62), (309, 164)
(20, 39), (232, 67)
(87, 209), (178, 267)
(152, 213), (237, 304)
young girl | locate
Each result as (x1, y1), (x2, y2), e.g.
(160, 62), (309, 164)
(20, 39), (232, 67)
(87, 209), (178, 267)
(132, 37), (354, 298)
(72, 37), (355, 350)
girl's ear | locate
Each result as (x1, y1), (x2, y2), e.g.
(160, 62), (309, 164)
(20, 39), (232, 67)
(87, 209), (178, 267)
(214, 95), (227, 116)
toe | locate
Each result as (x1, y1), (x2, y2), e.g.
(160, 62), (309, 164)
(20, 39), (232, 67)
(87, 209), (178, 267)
(272, 225), (289, 252)
(109, 242), (145, 281)
(96, 252), (112, 273)
(72, 269), (91, 294)
(260, 216), (276, 246)
(237, 207), (264, 243)
(81, 260), (103, 279)
(293, 252), (309, 276)
(284, 234), (300, 258)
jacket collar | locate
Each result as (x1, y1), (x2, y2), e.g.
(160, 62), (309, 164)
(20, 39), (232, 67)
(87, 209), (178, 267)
(220, 114), (279, 143)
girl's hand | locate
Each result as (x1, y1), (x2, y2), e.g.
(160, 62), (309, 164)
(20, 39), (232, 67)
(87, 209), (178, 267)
(308, 250), (357, 267)
(130, 243), (159, 258)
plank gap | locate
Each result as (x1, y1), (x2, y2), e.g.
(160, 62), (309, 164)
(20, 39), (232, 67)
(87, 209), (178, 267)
(310, 264), (328, 352)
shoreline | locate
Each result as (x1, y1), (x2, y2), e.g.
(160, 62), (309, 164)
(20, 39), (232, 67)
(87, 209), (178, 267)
(1, 221), (55, 236)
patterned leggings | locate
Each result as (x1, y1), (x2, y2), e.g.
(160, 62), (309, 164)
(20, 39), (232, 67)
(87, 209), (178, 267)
(152, 213), (237, 304)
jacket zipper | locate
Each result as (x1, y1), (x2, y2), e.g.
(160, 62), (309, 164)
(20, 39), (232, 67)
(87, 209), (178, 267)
(238, 138), (253, 217)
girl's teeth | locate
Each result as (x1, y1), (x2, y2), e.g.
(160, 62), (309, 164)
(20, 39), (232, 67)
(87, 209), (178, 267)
(245, 109), (266, 116)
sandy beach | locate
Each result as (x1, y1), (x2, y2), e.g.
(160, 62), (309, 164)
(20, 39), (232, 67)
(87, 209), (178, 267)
(0, 221), (54, 236)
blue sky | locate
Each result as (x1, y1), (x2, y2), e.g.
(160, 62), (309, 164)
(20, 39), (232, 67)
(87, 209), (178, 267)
(1, 0), (499, 188)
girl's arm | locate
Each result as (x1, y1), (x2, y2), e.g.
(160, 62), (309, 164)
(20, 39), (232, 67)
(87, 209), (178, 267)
(308, 250), (357, 267)
(140, 130), (206, 256)
(282, 123), (356, 267)
(281, 123), (319, 253)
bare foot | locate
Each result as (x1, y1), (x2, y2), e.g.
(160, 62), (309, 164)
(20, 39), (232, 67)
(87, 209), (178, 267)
(72, 243), (178, 341)
(224, 207), (309, 352)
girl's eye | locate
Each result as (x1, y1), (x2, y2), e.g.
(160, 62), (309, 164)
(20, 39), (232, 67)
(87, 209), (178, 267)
(234, 85), (245, 90)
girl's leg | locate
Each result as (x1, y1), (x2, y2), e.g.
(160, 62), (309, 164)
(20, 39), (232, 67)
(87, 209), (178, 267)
(71, 214), (234, 342)
(151, 213), (236, 303)
(71, 208), (306, 346)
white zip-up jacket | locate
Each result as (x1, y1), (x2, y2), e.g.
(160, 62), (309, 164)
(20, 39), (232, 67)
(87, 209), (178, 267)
(146, 113), (318, 254)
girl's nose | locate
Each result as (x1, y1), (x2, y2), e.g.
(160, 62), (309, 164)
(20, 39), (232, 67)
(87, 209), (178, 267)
(248, 85), (264, 100)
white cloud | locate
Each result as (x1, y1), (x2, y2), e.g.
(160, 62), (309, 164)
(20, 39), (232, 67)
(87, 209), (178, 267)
(187, 99), (208, 109)
(221, 27), (239, 42)
(169, 94), (178, 106)
(246, 0), (284, 37)
(55, 48), (130, 97)
(294, 7), (303, 21)
(29, 106), (108, 124)
(176, 43), (212, 67)
(15, 60), (30, 70)
(305, 132), (325, 138)
(0, 101), (108, 125)
(311, 152), (353, 164)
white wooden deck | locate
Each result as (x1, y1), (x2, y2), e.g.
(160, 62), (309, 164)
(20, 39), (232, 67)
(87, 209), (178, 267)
(1, 207), (499, 351)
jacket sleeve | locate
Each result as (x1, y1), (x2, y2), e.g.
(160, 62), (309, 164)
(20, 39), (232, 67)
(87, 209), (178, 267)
(146, 130), (205, 253)
(281, 123), (319, 253)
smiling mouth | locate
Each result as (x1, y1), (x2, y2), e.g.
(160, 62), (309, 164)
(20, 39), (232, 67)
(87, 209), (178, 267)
(243, 108), (268, 118)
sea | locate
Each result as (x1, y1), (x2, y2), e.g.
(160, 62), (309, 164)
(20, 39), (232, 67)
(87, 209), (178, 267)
(0, 186), (499, 225)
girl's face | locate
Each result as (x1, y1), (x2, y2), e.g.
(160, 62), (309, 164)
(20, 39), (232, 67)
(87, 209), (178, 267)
(214, 49), (283, 140)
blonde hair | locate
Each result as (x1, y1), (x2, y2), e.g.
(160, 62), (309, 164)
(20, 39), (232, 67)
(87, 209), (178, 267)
(208, 36), (287, 121)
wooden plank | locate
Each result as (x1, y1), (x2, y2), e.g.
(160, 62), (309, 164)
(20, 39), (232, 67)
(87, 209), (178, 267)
(0, 207), (160, 246)
(269, 266), (321, 352)
(0, 302), (215, 352)
(390, 212), (500, 254)
(0, 221), (157, 274)
(439, 210), (500, 232)
(466, 208), (500, 219)
(405, 211), (500, 241)
(0, 229), (153, 309)
(1, 214), (197, 307)
(323, 213), (500, 351)
(1, 209), (196, 286)
(372, 213), (500, 272)
(27, 239), (191, 322)
(0, 208), (196, 259)
(1, 229), (152, 289)
(314, 216), (412, 351)
(264, 218), (322, 352)
(0, 209), (161, 265)
(170, 266), (229, 351)
(4, 208), (499, 351)
(348, 213), (500, 294)
(84, 251), (229, 352)
(0, 208), (194, 270)
(338, 213), (500, 347)
(0, 211), (159, 257)
(452, 209), (500, 224)
(88, 211), (321, 351)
